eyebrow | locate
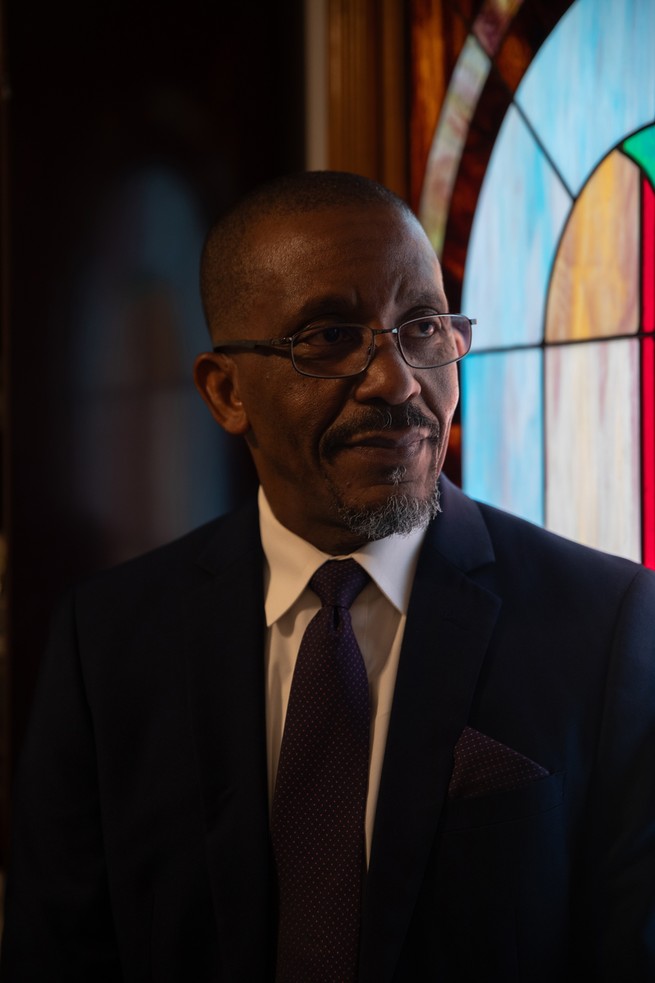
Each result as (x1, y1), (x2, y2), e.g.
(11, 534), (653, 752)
(293, 290), (449, 328)
(293, 295), (359, 325)
(401, 290), (449, 311)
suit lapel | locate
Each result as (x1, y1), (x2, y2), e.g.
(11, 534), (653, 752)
(185, 502), (273, 981)
(360, 479), (501, 982)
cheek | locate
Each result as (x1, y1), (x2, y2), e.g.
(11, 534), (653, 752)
(423, 367), (460, 422)
(240, 369), (337, 456)
(446, 373), (460, 417)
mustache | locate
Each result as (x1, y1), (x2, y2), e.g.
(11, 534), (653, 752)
(322, 404), (441, 457)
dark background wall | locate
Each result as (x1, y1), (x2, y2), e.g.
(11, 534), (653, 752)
(2, 0), (305, 861)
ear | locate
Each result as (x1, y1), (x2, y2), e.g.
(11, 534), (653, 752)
(193, 352), (250, 435)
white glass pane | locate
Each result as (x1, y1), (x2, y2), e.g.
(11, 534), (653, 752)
(545, 339), (641, 561)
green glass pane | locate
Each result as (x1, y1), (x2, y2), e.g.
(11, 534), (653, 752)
(622, 124), (655, 188)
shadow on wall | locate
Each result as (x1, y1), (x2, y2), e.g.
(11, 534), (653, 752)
(69, 166), (246, 568)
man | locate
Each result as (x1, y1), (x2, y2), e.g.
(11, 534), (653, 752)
(2, 170), (655, 981)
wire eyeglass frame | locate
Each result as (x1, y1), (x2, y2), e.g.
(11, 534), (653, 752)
(211, 313), (476, 380)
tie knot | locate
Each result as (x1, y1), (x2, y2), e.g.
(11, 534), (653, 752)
(310, 559), (370, 610)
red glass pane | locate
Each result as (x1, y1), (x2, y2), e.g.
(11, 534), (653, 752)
(642, 179), (655, 568)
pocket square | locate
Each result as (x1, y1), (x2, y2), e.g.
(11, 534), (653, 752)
(448, 726), (550, 799)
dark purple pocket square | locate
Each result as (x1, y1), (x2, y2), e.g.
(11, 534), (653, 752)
(448, 726), (550, 799)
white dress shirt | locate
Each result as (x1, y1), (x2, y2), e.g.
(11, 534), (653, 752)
(258, 487), (427, 859)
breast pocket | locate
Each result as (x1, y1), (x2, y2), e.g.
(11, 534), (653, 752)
(413, 771), (570, 980)
(439, 770), (565, 832)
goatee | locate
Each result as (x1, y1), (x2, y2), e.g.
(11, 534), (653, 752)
(335, 480), (442, 541)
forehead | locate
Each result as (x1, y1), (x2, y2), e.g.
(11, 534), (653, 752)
(244, 203), (446, 321)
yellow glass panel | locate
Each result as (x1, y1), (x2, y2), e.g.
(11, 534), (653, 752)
(546, 149), (639, 341)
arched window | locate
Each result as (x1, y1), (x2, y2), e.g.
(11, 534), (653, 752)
(417, 0), (655, 568)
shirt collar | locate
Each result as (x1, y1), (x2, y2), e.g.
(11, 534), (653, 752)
(258, 486), (427, 627)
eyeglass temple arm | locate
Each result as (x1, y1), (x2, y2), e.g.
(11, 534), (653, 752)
(212, 338), (292, 354)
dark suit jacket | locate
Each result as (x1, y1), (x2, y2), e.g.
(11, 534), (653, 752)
(2, 477), (655, 981)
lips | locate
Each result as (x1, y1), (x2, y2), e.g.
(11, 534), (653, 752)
(334, 430), (439, 475)
(344, 429), (435, 450)
(321, 408), (441, 463)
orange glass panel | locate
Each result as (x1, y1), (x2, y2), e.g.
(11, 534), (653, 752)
(546, 149), (640, 341)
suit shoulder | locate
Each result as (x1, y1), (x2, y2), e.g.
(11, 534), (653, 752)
(436, 476), (653, 593)
(475, 496), (655, 598)
(71, 499), (260, 614)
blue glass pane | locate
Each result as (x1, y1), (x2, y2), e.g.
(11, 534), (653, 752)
(462, 105), (570, 348)
(461, 348), (543, 525)
(516, 0), (655, 196)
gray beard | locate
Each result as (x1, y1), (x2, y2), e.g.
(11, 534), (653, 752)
(333, 469), (442, 541)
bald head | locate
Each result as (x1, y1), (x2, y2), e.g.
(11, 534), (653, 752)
(199, 170), (417, 343)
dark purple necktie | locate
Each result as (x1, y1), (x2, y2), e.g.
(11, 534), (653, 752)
(271, 558), (371, 983)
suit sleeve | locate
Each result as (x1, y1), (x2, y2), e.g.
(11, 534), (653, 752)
(582, 566), (655, 977)
(0, 590), (122, 981)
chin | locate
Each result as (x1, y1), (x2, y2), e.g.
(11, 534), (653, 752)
(333, 482), (442, 542)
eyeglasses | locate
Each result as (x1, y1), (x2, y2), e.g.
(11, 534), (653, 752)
(211, 314), (475, 379)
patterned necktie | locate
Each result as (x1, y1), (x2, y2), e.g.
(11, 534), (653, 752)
(271, 558), (371, 983)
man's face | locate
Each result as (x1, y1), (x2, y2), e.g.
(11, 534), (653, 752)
(207, 203), (459, 554)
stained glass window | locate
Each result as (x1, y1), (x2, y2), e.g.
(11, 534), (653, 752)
(418, 0), (655, 568)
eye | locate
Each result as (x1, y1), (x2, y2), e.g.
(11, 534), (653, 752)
(402, 315), (444, 339)
(295, 324), (362, 349)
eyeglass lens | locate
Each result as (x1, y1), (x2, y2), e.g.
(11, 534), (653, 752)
(291, 315), (471, 377)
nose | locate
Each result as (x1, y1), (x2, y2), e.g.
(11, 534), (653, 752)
(352, 330), (421, 405)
